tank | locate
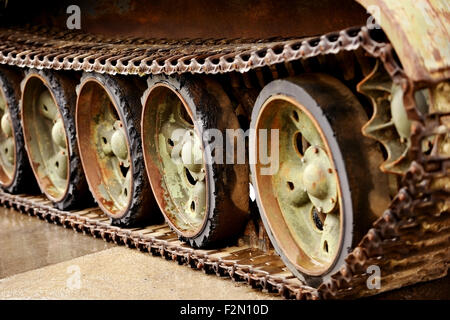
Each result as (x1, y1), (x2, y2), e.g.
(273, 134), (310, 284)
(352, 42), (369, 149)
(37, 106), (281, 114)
(0, 0), (448, 299)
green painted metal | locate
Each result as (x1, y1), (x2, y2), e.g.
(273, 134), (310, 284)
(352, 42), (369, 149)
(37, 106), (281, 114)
(271, 98), (340, 265)
(157, 97), (206, 230)
(27, 88), (69, 198)
(391, 84), (429, 142)
(359, 61), (432, 175)
(0, 92), (14, 180)
(357, 0), (450, 83)
(94, 106), (131, 211)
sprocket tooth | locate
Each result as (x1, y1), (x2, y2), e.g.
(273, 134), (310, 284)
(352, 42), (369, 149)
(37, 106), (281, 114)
(357, 60), (412, 175)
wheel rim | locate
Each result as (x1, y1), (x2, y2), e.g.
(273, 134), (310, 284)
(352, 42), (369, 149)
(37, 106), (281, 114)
(0, 88), (16, 186)
(254, 95), (342, 275)
(142, 84), (207, 237)
(76, 79), (132, 217)
(21, 76), (69, 201)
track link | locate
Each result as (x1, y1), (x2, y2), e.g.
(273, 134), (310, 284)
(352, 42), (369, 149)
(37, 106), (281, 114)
(0, 26), (388, 76)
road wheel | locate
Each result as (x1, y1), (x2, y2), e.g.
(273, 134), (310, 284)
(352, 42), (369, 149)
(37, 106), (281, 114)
(21, 69), (90, 209)
(141, 75), (249, 247)
(0, 67), (37, 193)
(250, 74), (390, 286)
(76, 73), (159, 226)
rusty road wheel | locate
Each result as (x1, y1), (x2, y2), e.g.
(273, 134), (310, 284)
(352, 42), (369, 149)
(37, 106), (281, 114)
(141, 75), (249, 247)
(0, 67), (37, 193)
(76, 73), (159, 226)
(21, 69), (90, 209)
(250, 74), (390, 286)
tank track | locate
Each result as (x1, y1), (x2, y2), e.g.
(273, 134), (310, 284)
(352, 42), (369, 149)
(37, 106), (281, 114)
(0, 26), (389, 76)
(0, 25), (448, 299)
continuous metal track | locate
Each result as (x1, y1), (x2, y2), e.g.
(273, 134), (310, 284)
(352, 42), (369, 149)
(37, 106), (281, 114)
(0, 25), (448, 299)
(0, 26), (388, 76)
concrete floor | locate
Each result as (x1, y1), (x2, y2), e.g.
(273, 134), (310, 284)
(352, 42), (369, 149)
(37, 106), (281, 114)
(0, 207), (278, 300)
(0, 206), (448, 300)
(0, 206), (113, 279)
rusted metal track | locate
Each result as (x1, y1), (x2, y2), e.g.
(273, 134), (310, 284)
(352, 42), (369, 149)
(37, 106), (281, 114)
(0, 26), (387, 76)
(0, 25), (447, 299)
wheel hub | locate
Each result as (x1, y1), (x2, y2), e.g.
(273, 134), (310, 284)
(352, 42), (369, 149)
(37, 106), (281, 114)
(110, 121), (129, 162)
(1, 113), (12, 137)
(51, 118), (67, 149)
(302, 146), (337, 213)
(303, 162), (328, 198)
